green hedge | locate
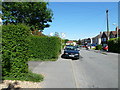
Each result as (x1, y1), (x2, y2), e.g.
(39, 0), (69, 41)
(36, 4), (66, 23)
(29, 36), (61, 60)
(108, 37), (120, 53)
(2, 24), (30, 77)
(95, 45), (102, 50)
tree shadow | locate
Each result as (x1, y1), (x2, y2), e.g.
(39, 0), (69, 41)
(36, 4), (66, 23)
(2, 81), (21, 90)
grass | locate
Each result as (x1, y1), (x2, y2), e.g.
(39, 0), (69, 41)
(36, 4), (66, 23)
(2, 71), (44, 82)
(29, 58), (58, 61)
(101, 52), (107, 55)
(92, 47), (96, 50)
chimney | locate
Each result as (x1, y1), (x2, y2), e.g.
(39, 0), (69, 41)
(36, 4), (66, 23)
(116, 26), (118, 31)
(100, 32), (102, 35)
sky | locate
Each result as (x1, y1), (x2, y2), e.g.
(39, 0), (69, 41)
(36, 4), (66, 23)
(43, 2), (118, 40)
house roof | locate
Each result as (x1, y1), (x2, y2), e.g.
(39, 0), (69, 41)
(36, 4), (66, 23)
(95, 34), (101, 38)
(102, 31), (111, 37)
(110, 31), (117, 35)
(93, 33), (102, 39)
(67, 41), (73, 43)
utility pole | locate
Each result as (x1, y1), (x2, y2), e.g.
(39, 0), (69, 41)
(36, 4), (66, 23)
(106, 9), (109, 40)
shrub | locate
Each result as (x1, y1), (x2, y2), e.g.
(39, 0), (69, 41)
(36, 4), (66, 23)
(95, 45), (102, 50)
(118, 38), (120, 53)
(2, 24), (31, 77)
(29, 36), (61, 60)
(108, 37), (120, 53)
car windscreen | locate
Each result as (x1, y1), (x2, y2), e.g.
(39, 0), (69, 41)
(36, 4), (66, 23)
(65, 46), (77, 50)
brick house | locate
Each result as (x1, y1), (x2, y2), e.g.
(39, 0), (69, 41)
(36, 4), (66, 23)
(119, 29), (120, 37)
(109, 31), (117, 38)
(109, 27), (120, 38)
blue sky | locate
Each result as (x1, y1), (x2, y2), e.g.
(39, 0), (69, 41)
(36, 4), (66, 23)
(43, 2), (118, 40)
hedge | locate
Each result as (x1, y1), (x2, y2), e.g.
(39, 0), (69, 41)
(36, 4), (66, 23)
(108, 37), (120, 53)
(95, 45), (102, 50)
(29, 36), (61, 60)
(2, 24), (31, 77)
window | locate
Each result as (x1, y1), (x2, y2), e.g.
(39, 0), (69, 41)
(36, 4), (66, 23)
(103, 38), (106, 41)
(102, 38), (106, 41)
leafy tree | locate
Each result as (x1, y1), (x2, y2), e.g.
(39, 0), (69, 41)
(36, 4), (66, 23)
(73, 40), (77, 42)
(54, 32), (59, 37)
(77, 39), (82, 45)
(64, 39), (69, 43)
(2, 2), (53, 31)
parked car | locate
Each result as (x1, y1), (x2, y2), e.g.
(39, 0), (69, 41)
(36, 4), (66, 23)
(103, 45), (108, 51)
(74, 45), (80, 51)
(62, 46), (80, 59)
(81, 45), (86, 48)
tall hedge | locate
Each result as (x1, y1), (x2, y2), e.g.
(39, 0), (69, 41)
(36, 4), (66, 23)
(108, 37), (120, 53)
(29, 36), (61, 60)
(2, 24), (30, 77)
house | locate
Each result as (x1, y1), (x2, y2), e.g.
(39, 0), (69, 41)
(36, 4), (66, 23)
(119, 29), (120, 37)
(116, 27), (120, 37)
(101, 28), (120, 46)
(81, 39), (85, 45)
(92, 32), (102, 46)
(115, 27), (120, 37)
(109, 31), (117, 39)
(81, 38), (93, 46)
(101, 32), (109, 47)
(81, 39), (88, 45)
(66, 41), (76, 46)
(86, 38), (92, 46)
(92, 37), (96, 46)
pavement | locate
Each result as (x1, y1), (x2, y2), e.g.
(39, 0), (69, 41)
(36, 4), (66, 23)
(28, 48), (118, 88)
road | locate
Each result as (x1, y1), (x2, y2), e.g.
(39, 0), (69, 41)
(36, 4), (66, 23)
(28, 48), (118, 88)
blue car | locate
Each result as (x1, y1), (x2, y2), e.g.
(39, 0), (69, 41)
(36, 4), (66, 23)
(62, 46), (80, 59)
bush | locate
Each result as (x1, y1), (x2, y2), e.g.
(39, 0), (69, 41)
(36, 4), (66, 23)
(95, 45), (102, 50)
(29, 36), (61, 60)
(108, 37), (120, 53)
(2, 24), (30, 77)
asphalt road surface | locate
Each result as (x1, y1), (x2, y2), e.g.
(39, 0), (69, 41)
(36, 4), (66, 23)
(28, 49), (118, 88)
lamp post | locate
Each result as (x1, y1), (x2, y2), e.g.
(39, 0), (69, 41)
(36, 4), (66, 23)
(113, 23), (118, 38)
(60, 33), (65, 53)
(106, 9), (109, 40)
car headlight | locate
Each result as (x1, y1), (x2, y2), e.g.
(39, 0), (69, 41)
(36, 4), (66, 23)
(75, 54), (79, 55)
(65, 53), (68, 54)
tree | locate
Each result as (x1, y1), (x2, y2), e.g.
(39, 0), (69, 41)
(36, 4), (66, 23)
(54, 32), (59, 37)
(73, 40), (77, 42)
(64, 39), (69, 43)
(77, 39), (82, 45)
(2, 2), (53, 31)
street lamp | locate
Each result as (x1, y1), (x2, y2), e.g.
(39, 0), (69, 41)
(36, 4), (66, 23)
(60, 33), (65, 53)
(113, 23), (118, 38)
